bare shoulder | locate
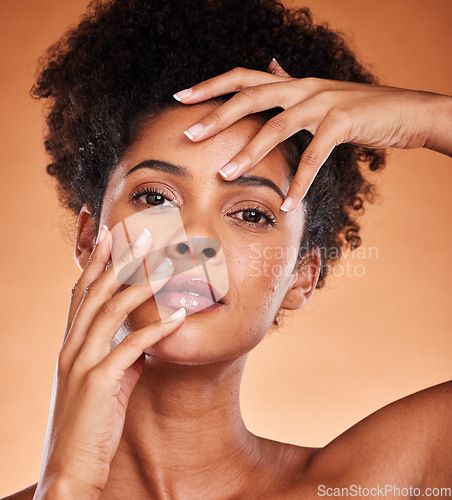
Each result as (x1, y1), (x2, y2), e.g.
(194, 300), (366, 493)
(306, 380), (452, 484)
(1, 484), (37, 500)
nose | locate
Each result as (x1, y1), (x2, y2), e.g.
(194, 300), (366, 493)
(167, 237), (221, 273)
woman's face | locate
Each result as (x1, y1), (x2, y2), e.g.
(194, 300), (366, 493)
(97, 102), (313, 364)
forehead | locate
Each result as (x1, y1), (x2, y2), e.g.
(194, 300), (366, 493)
(114, 101), (292, 189)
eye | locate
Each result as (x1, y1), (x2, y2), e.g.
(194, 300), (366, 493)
(129, 186), (178, 208)
(229, 206), (277, 228)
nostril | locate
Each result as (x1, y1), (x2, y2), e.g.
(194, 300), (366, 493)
(203, 247), (216, 258)
(176, 242), (190, 254)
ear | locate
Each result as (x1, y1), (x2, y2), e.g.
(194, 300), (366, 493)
(279, 247), (322, 310)
(74, 202), (97, 271)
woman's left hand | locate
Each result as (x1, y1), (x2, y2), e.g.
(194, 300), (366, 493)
(173, 61), (452, 212)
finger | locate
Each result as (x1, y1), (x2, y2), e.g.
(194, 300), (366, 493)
(93, 308), (186, 384)
(115, 354), (145, 412)
(173, 66), (292, 104)
(267, 58), (291, 78)
(61, 228), (155, 368)
(66, 225), (112, 338)
(75, 261), (175, 368)
(216, 96), (330, 180)
(280, 119), (340, 212)
(182, 80), (299, 142)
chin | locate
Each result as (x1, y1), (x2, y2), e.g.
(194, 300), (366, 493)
(142, 313), (229, 364)
(142, 311), (265, 366)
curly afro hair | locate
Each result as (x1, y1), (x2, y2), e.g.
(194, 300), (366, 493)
(32, 0), (385, 311)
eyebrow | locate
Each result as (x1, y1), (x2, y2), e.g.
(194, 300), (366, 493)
(126, 160), (191, 179)
(125, 159), (285, 201)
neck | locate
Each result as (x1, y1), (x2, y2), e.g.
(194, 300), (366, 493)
(105, 355), (263, 498)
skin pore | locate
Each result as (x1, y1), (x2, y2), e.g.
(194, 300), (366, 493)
(73, 101), (321, 499)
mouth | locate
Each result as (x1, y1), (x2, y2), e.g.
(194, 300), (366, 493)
(154, 276), (225, 313)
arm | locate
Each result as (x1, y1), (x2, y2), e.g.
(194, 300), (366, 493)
(424, 93), (452, 157)
(173, 62), (452, 210)
(28, 225), (183, 499)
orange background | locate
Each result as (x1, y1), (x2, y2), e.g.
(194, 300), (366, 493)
(1, 0), (451, 495)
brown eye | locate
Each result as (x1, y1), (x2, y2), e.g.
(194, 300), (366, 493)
(229, 206), (277, 227)
(242, 209), (264, 224)
(145, 192), (165, 206)
(129, 186), (178, 208)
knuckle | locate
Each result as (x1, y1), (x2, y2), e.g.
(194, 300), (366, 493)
(301, 149), (320, 168)
(207, 110), (222, 127)
(327, 107), (353, 128)
(121, 332), (140, 348)
(239, 86), (258, 101)
(317, 89), (337, 105)
(265, 116), (287, 134)
(231, 66), (247, 79)
(304, 77), (321, 89)
(84, 280), (102, 299)
(99, 299), (117, 315)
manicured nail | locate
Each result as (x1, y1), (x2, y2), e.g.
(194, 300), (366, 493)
(170, 307), (186, 320)
(96, 225), (108, 244)
(219, 162), (238, 179)
(184, 123), (204, 140)
(155, 257), (173, 274)
(280, 196), (293, 212)
(133, 228), (151, 248)
(162, 307), (186, 323)
(173, 88), (193, 101)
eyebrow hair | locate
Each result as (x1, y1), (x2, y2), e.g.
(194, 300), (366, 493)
(125, 160), (192, 179)
(125, 159), (285, 200)
(230, 175), (285, 201)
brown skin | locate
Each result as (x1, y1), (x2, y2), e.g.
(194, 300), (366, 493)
(86, 103), (320, 499)
(177, 64), (452, 210)
(15, 103), (319, 500)
(6, 85), (452, 499)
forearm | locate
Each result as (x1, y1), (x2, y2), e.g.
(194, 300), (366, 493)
(424, 92), (452, 157)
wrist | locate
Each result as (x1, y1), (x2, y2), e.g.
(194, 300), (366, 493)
(423, 92), (452, 157)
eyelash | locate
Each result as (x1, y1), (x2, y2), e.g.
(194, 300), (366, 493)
(129, 186), (277, 228)
(129, 186), (176, 208)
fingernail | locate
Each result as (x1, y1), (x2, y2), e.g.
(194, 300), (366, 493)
(162, 307), (186, 323)
(219, 162), (238, 179)
(133, 228), (152, 248)
(96, 225), (108, 244)
(155, 257), (173, 274)
(280, 196), (293, 212)
(184, 123), (204, 140)
(173, 88), (193, 101)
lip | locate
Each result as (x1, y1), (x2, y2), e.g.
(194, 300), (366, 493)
(154, 276), (226, 313)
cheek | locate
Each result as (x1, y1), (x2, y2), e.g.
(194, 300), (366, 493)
(232, 242), (298, 314)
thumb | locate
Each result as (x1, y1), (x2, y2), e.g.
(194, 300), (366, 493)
(119, 353), (145, 402)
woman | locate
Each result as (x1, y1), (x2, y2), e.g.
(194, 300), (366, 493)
(4, 0), (451, 498)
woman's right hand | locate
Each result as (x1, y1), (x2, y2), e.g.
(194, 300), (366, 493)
(33, 225), (185, 499)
